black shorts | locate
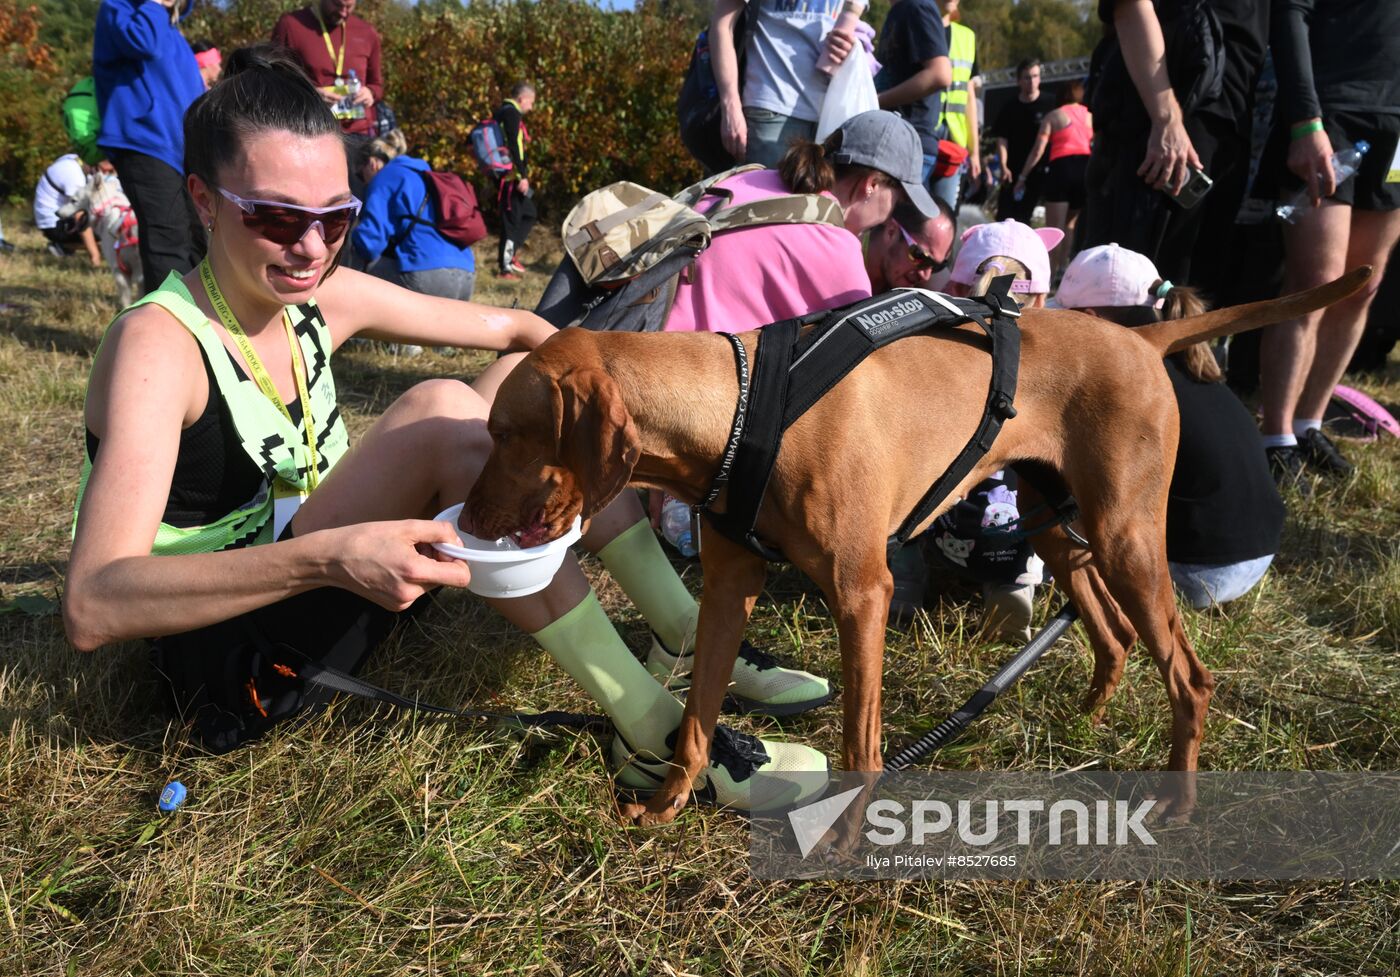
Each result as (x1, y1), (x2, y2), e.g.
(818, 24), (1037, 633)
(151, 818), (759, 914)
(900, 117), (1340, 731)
(1257, 111), (1400, 212)
(151, 585), (403, 753)
(41, 214), (88, 245)
(1044, 154), (1090, 209)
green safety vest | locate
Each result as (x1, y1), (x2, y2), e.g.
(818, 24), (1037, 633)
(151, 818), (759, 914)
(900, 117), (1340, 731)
(73, 273), (350, 555)
(942, 22), (976, 149)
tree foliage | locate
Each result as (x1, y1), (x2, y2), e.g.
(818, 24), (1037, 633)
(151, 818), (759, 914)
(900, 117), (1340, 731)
(1, 0), (1099, 206)
(0, 1), (64, 199)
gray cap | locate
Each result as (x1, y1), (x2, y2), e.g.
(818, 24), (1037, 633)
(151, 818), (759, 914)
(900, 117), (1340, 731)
(830, 110), (939, 219)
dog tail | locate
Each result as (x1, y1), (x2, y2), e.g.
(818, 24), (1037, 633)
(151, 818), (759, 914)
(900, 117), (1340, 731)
(1137, 266), (1372, 356)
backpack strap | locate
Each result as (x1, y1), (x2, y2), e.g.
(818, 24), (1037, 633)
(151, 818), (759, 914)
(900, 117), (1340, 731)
(706, 193), (846, 234)
(674, 163), (766, 208)
(388, 175), (432, 256)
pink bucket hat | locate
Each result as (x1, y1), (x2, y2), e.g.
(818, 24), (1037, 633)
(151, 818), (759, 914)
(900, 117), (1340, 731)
(949, 220), (1064, 294)
(1051, 243), (1167, 309)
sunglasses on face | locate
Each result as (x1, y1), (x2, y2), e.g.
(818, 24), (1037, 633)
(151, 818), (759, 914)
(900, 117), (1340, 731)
(894, 220), (949, 273)
(216, 187), (362, 246)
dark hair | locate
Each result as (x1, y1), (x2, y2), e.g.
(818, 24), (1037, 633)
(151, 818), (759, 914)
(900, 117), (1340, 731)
(184, 43), (344, 186)
(778, 132), (899, 197)
(1058, 79), (1086, 107)
(1016, 58), (1041, 79)
(510, 81), (536, 99)
(890, 196), (956, 239)
(1092, 282), (1220, 382)
(191, 39), (216, 54)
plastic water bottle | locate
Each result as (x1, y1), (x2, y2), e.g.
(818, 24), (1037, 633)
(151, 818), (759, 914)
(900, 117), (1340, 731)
(1275, 141), (1369, 223)
(660, 496), (698, 558)
(815, 0), (868, 76)
(346, 69), (365, 120)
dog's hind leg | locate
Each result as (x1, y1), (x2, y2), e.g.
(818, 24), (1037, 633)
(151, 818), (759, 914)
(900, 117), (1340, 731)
(1018, 470), (1138, 719)
(1030, 523), (1138, 719)
(1085, 521), (1214, 814)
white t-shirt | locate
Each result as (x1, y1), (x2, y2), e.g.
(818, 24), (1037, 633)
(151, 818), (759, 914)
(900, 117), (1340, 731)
(743, 0), (844, 123)
(33, 154), (86, 230)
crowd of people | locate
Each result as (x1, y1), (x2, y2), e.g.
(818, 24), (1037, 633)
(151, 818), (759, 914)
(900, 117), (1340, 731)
(33, 0), (1400, 809)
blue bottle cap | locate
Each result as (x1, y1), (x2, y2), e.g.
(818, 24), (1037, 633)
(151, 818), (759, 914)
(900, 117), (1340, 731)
(158, 781), (188, 813)
(1356, 140), (1370, 155)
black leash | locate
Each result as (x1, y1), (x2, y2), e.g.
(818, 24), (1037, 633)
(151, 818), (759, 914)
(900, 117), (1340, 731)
(284, 657), (610, 733)
(884, 602), (1080, 771)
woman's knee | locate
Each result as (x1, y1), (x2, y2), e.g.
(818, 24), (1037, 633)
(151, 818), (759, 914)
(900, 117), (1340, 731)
(396, 378), (491, 423)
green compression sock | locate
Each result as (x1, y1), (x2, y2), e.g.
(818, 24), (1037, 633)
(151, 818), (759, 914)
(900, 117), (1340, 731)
(530, 590), (681, 753)
(596, 517), (700, 653)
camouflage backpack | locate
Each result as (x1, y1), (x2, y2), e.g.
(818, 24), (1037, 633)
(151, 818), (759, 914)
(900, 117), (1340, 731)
(538, 165), (845, 333)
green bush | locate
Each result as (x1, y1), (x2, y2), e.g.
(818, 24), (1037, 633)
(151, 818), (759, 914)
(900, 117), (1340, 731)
(0, 2), (66, 203)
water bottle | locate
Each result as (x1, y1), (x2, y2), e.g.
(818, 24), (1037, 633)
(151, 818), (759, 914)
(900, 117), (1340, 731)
(1275, 141), (1369, 224)
(814, 0), (868, 76)
(332, 74), (348, 120)
(346, 69), (365, 120)
(660, 496), (697, 558)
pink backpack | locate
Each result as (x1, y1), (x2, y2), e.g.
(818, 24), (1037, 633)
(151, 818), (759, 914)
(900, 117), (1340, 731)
(1327, 384), (1400, 442)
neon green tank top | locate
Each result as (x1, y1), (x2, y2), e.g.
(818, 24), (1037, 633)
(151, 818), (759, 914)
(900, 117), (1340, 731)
(72, 273), (351, 555)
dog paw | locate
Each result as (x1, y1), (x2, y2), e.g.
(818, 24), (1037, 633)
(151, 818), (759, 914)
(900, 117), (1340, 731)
(617, 791), (687, 827)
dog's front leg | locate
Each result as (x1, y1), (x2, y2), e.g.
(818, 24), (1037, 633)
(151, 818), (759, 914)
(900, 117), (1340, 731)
(618, 529), (767, 827)
(827, 547), (894, 775)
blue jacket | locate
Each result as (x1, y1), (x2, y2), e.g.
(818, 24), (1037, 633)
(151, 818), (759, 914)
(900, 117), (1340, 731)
(352, 156), (476, 274)
(92, 0), (204, 173)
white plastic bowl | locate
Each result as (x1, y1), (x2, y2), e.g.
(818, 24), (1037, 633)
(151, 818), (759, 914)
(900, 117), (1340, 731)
(432, 503), (582, 598)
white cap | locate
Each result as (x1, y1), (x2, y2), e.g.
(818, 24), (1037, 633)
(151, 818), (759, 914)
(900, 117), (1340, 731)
(1051, 243), (1167, 310)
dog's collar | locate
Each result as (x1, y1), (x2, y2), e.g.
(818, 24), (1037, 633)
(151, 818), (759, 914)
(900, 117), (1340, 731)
(699, 332), (751, 510)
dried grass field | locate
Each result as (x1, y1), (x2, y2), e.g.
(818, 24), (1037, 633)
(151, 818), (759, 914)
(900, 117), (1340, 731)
(2, 212), (1398, 975)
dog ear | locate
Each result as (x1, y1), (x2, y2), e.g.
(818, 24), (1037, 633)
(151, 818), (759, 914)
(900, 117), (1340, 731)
(554, 367), (641, 517)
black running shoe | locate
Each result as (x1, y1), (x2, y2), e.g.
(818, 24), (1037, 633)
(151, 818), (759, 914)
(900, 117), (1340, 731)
(1266, 445), (1313, 497)
(1298, 427), (1355, 477)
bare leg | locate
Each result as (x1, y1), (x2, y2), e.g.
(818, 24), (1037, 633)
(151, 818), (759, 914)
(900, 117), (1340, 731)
(1294, 208), (1400, 422)
(471, 351), (529, 403)
(1259, 201), (1351, 435)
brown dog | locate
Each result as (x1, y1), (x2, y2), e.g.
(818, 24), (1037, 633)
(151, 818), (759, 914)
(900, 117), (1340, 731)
(466, 269), (1369, 824)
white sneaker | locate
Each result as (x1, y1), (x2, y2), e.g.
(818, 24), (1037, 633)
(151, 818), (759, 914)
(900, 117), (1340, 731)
(611, 727), (829, 814)
(646, 632), (833, 717)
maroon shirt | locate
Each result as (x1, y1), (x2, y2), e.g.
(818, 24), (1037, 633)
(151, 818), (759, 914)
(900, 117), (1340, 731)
(271, 7), (383, 135)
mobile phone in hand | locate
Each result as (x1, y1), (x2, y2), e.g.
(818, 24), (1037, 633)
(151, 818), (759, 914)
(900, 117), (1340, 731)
(1167, 166), (1214, 209)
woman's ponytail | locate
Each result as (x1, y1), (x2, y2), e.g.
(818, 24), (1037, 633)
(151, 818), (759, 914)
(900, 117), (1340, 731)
(1154, 280), (1222, 383)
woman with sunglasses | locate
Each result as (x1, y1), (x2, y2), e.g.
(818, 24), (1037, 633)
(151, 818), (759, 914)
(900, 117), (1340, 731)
(65, 47), (828, 808)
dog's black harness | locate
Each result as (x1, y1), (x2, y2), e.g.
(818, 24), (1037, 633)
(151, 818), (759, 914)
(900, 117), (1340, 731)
(697, 279), (1024, 562)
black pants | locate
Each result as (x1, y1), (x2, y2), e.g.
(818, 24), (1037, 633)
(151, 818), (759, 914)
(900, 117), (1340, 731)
(997, 164), (1048, 223)
(110, 149), (204, 295)
(1079, 112), (1246, 288)
(498, 180), (537, 271)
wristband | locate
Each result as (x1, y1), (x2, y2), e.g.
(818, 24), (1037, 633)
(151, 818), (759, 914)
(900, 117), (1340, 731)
(1290, 119), (1323, 140)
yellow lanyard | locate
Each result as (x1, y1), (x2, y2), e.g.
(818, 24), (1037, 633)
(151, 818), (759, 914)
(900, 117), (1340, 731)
(311, 7), (347, 78)
(199, 259), (320, 491)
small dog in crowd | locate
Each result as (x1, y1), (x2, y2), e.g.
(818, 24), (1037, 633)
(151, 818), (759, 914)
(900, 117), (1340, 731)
(60, 171), (142, 305)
